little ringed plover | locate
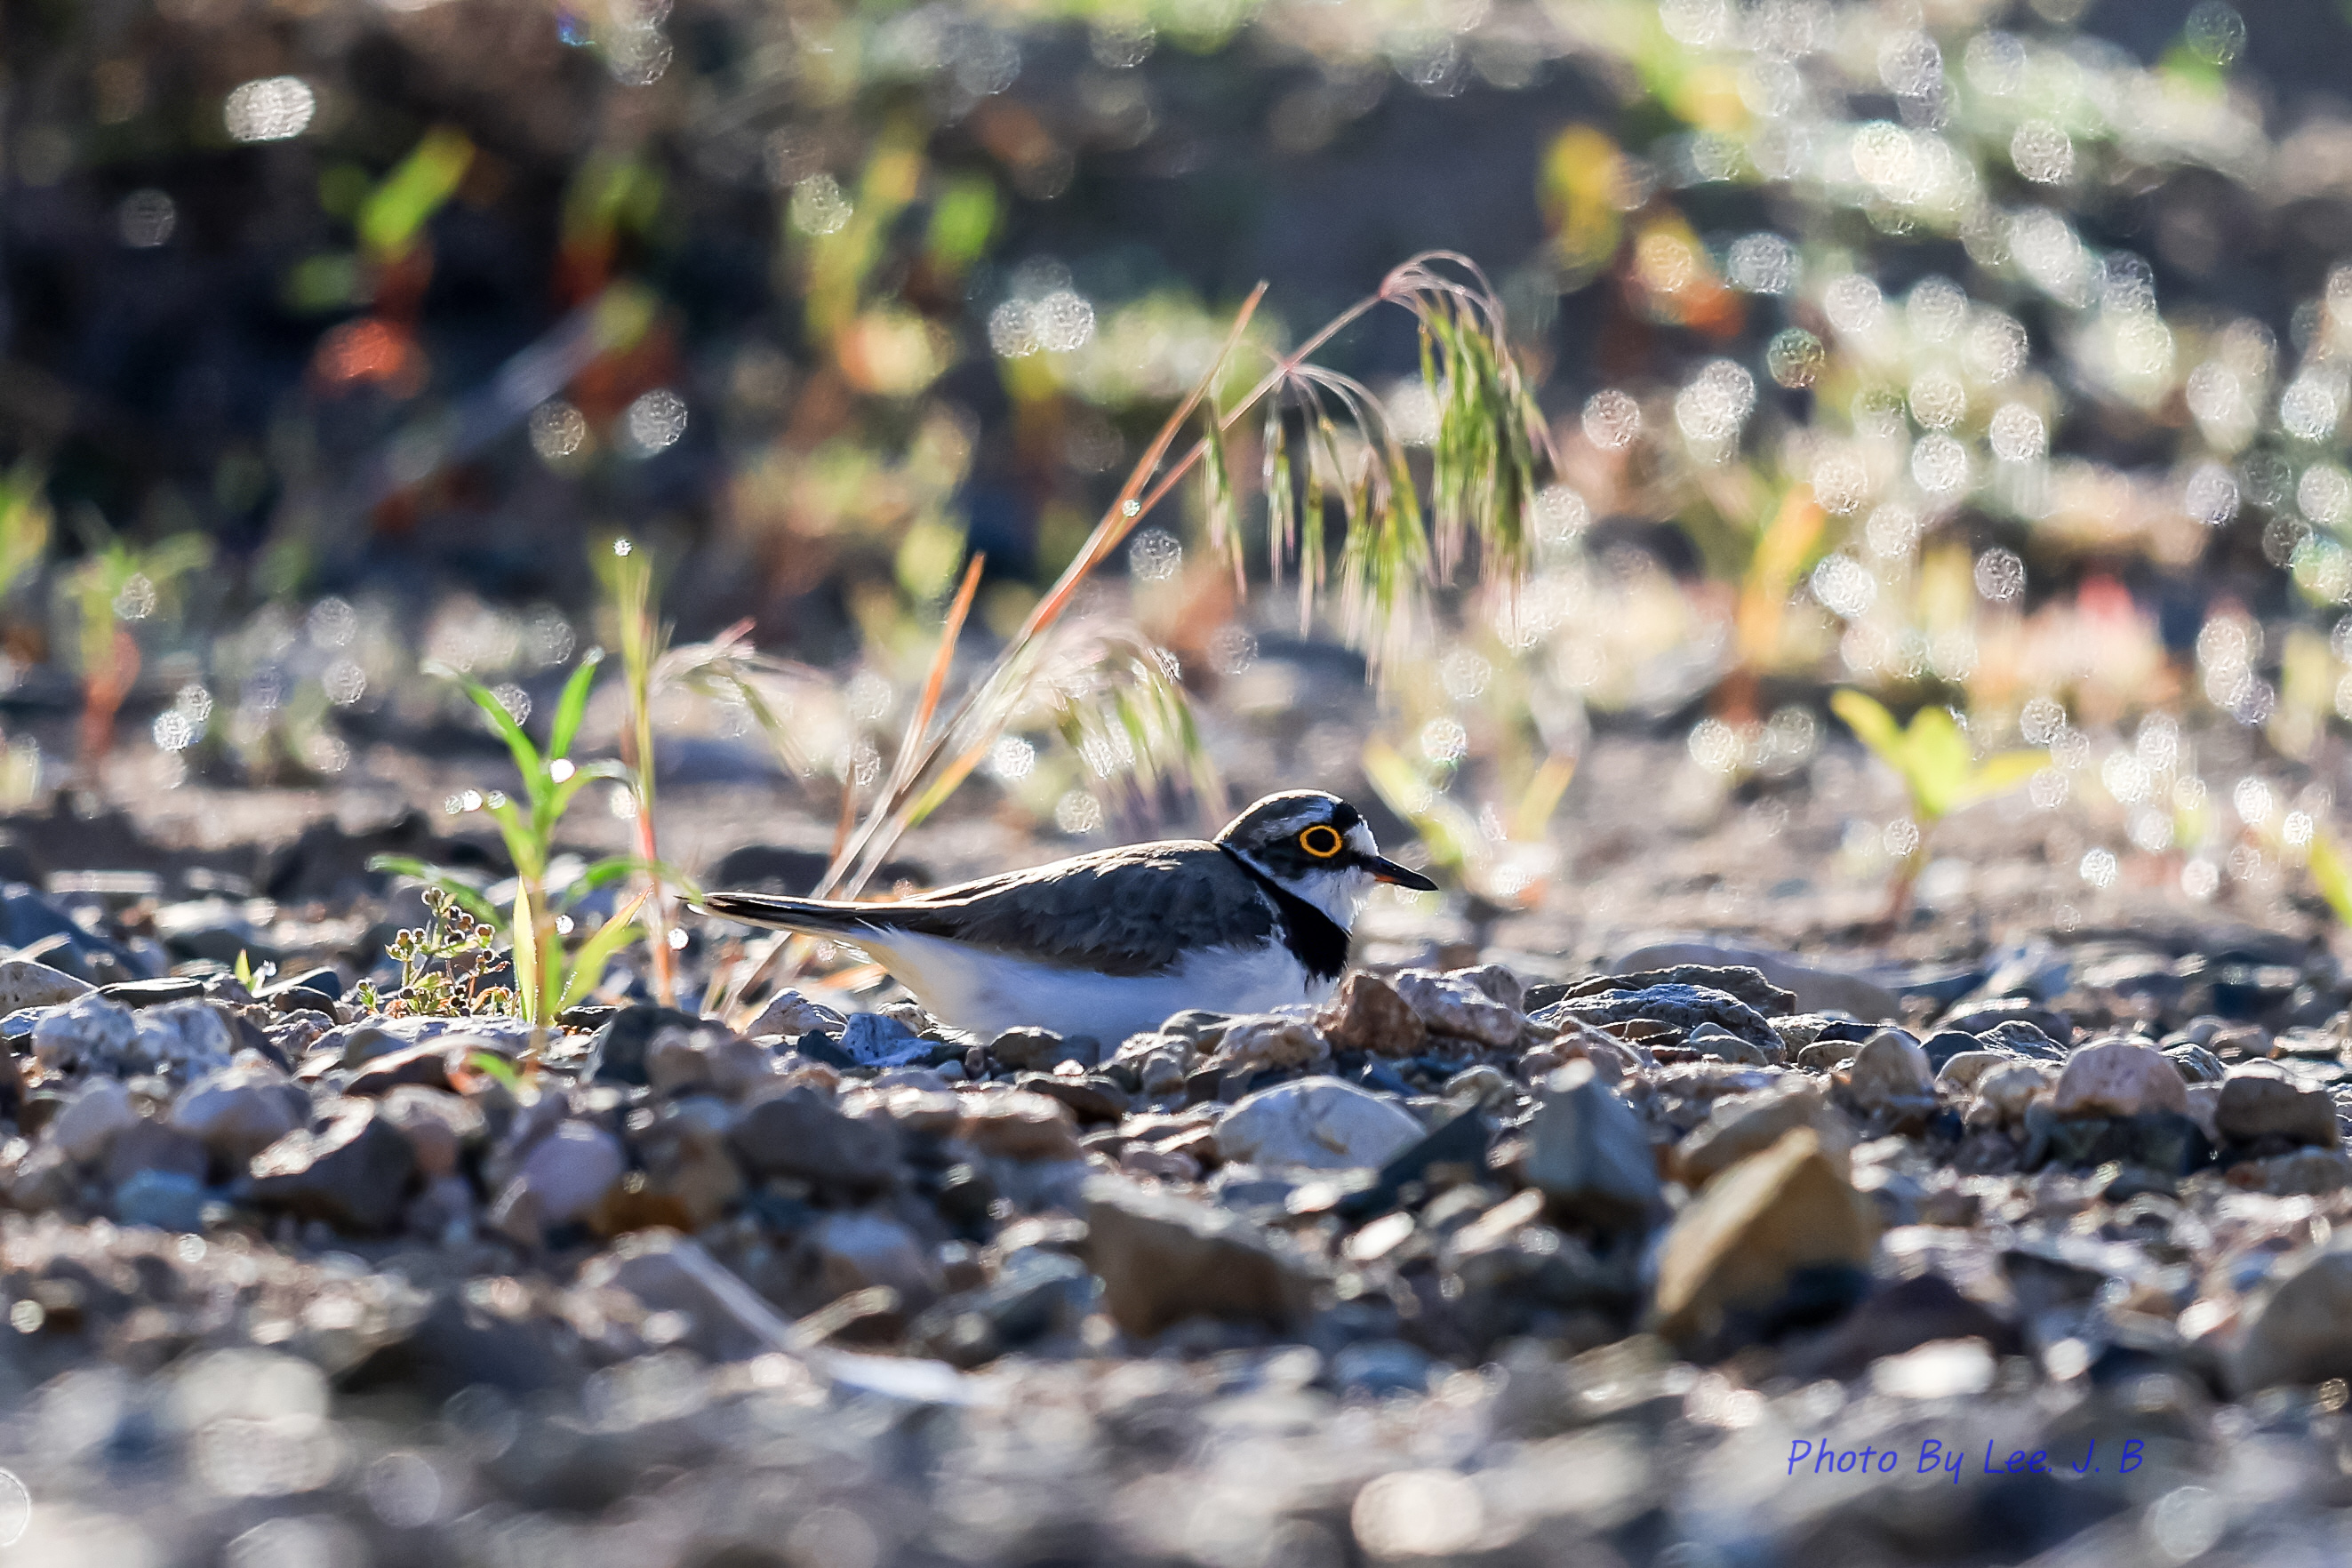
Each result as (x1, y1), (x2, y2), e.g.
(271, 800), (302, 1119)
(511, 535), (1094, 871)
(699, 789), (1436, 1043)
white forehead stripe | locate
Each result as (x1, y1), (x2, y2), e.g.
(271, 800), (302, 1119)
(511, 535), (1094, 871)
(1346, 821), (1379, 856)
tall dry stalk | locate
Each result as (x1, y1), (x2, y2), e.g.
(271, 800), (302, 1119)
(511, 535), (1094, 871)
(597, 538), (676, 1005)
(707, 252), (1554, 1018)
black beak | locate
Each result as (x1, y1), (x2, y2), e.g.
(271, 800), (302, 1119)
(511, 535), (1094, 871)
(1363, 854), (1438, 892)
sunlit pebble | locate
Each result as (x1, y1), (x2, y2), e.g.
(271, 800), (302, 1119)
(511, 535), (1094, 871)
(224, 76), (316, 143)
(1420, 717), (1468, 765)
(1727, 232), (1797, 295)
(2234, 775), (2276, 825)
(1765, 329), (1824, 389)
(1821, 275), (1884, 336)
(1581, 389), (1641, 451)
(1907, 371), (1966, 431)
(2011, 122), (2075, 185)
(2300, 464), (2352, 527)
(1354, 1471), (1483, 1558)
(788, 174), (852, 237)
(2182, 858), (2221, 900)
(986, 734), (1036, 781)
(1974, 547), (2026, 603)
(2282, 374), (2343, 443)
(1810, 553), (1876, 618)
(1911, 433), (1972, 494)
(2079, 848), (2119, 890)
(117, 188), (175, 248)
(2185, 462), (2240, 526)
(530, 401), (588, 461)
(1864, 503), (1922, 559)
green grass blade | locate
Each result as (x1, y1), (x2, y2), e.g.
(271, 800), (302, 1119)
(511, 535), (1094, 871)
(367, 855), (500, 924)
(559, 888), (653, 1011)
(548, 650), (604, 760)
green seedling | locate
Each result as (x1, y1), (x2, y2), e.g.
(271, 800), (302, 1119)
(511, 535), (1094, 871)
(60, 524), (210, 782)
(1830, 690), (2046, 922)
(372, 652), (643, 1022)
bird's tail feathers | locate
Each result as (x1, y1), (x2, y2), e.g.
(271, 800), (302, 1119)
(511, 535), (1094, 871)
(698, 891), (886, 937)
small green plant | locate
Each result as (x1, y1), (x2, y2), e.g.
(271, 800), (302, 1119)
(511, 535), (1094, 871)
(372, 652), (645, 1022)
(596, 537), (676, 1004)
(364, 886), (517, 1018)
(1830, 690), (2046, 921)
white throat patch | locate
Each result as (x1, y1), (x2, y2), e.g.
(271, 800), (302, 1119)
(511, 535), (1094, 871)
(1229, 819), (1382, 931)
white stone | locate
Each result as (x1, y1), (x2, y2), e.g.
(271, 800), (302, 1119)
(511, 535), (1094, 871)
(1214, 1076), (1426, 1171)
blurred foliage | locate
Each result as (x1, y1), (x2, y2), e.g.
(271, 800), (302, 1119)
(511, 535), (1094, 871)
(13, 0), (2352, 919)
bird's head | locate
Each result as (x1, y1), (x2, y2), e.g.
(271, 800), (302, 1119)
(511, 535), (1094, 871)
(1215, 790), (1437, 928)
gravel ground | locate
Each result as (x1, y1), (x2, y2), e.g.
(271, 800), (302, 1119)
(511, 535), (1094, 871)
(0, 724), (2350, 1566)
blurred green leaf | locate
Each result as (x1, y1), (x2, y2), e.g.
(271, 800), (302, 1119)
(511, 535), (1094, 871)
(360, 127), (476, 261)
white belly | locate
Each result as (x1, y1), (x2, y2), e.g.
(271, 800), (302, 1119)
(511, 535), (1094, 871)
(847, 931), (1330, 1044)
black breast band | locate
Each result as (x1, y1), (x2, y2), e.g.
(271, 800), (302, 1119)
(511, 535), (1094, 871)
(1217, 844), (1351, 984)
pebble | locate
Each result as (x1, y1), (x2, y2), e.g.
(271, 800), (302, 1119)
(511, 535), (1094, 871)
(2214, 1071), (2341, 1148)
(1211, 1015), (1328, 1076)
(812, 1212), (940, 1304)
(171, 1060), (309, 1163)
(250, 1100), (419, 1234)
(1674, 1082), (1852, 1188)
(1389, 970), (1524, 1049)
(958, 1090), (1084, 1163)
(487, 1121), (624, 1241)
(1536, 983), (1781, 1054)
(2050, 1037), (2190, 1120)
(729, 1085), (902, 1188)
(1082, 1175), (1316, 1338)
(839, 1012), (932, 1068)
(1315, 972), (1427, 1057)
(30, 991), (138, 1076)
(1969, 1061), (2058, 1129)
(48, 1077), (139, 1163)
(991, 1028), (1099, 1073)
(1647, 1127), (1879, 1353)
(114, 1169), (209, 1231)
(743, 989), (847, 1040)
(1607, 941), (1894, 1020)
(1520, 1060), (1661, 1228)
(2229, 1243), (2352, 1394)
(1212, 1076), (1427, 1171)
(1839, 1028), (1937, 1116)
(376, 1084), (485, 1177)
(0, 958), (92, 1012)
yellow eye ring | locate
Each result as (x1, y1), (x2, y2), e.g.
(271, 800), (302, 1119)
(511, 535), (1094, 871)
(1300, 824), (1345, 859)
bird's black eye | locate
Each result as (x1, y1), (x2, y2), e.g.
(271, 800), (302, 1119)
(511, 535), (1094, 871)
(1299, 824), (1344, 859)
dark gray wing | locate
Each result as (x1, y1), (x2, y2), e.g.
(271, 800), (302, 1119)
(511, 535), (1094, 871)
(876, 842), (1276, 976)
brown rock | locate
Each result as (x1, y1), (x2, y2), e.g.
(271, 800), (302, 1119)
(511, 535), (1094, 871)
(1212, 1016), (1330, 1075)
(959, 1090), (1084, 1162)
(2050, 1038), (2189, 1120)
(2215, 1071), (2342, 1148)
(250, 1101), (418, 1234)
(1648, 1128), (1879, 1352)
(1391, 970), (1524, 1049)
(1675, 1083), (1853, 1188)
(730, 1085), (901, 1188)
(1316, 972), (1428, 1058)
(345, 1041), (460, 1096)
(1083, 1176), (1316, 1337)
(375, 1085), (484, 1178)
